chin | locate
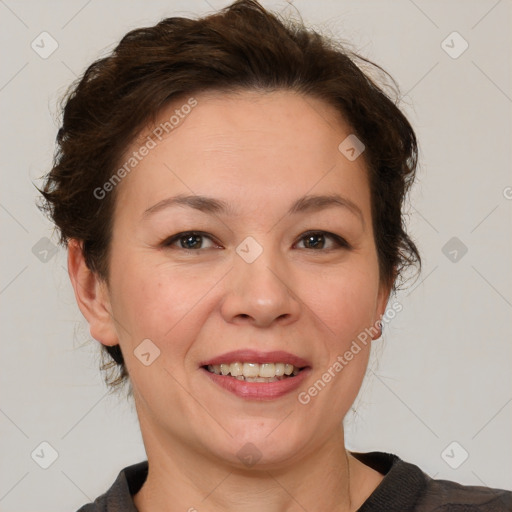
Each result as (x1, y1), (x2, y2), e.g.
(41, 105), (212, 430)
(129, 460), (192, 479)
(205, 420), (310, 469)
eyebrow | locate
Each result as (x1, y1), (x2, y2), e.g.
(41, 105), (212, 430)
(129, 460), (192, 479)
(142, 193), (364, 225)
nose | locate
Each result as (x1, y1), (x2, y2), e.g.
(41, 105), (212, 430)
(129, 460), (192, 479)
(220, 244), (301, 328)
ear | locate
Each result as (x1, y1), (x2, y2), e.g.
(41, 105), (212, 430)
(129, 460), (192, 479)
(67, 239), (118, 346)
(372, 278), (393, 340)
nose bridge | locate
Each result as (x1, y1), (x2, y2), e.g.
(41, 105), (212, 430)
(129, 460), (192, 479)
(221, 235), (299, 326)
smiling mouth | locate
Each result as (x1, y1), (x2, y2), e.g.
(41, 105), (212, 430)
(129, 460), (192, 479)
(204, 362), (303, 383)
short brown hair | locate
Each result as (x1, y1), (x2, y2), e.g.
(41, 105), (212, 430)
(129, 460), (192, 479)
(38, 0), (420, 393)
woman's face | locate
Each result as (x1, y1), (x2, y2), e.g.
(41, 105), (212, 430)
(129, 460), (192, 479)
(95, 90), (390, 467)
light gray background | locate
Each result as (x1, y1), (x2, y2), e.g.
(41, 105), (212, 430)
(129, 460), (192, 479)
(1, 1), (511, 511)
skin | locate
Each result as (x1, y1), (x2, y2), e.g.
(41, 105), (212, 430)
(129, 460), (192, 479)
(68, 90), (392, 512)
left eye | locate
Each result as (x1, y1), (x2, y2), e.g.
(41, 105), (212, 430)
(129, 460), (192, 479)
(294, 231), (350, 250)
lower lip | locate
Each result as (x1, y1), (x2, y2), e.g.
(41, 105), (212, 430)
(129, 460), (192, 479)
(201, 367), (311, 400)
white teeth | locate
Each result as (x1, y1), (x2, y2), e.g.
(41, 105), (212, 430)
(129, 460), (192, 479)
(259, 363), (275, 378)
(230, 362), (243, 376)
(274, 363), (285, 376)
(243, 362), (259, 378)
(206, 361), (302, 379)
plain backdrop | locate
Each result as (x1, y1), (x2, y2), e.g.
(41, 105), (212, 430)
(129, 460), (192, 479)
(0, 1), (511, 510)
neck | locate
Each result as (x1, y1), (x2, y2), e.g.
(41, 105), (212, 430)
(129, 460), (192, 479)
(133, 413), (382, 512)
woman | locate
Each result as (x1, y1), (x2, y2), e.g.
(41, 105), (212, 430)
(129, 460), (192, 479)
(39, 1), (511, 510)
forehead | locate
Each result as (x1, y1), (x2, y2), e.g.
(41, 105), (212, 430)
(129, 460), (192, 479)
(113, 89), (371, 222)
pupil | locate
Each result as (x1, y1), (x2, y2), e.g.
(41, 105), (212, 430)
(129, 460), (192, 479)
(306, 234), (323, 249)
(183, 234), (201, 249)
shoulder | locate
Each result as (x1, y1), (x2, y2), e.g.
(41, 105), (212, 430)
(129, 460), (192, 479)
(416, 476), (512, 511)
(351, 451), (511, 511)
(74, 461), (148, 512)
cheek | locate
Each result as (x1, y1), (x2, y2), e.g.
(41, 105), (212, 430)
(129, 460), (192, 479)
(108, 262), (209, 404)
(320, 266), (381, 395)
(109, 257), (219, 352)
(306, 265), (380, 344)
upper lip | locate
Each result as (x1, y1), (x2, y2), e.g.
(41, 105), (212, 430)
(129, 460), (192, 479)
(199, 349), (311, 368)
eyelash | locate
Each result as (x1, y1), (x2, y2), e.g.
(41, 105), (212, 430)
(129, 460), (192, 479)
(160, 230), (351, 252)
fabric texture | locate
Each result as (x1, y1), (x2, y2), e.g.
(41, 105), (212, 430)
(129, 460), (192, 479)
(76, 451), (512, 511)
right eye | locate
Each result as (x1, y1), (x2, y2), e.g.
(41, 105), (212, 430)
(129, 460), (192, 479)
(160, 231), (221, 251)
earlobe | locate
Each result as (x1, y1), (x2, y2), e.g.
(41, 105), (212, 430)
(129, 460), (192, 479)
(67, 239), (118, 346)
